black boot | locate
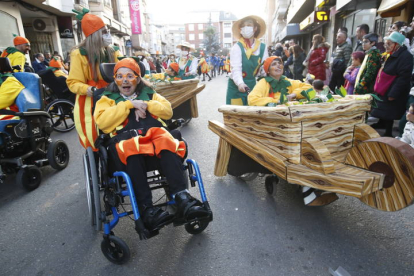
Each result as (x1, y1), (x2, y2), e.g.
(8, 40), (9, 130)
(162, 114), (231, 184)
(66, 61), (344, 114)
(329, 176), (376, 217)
(174, 191), (210, 222)
(141, 206), (173, 230)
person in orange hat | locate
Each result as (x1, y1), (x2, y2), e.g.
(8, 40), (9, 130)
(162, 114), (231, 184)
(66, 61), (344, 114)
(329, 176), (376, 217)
(48, 56), (68, 78)
(198, 54), (211, 81)
(67, 8), (122, 150)
(94, 58), (209, 232)
(1, 35), (31, 72)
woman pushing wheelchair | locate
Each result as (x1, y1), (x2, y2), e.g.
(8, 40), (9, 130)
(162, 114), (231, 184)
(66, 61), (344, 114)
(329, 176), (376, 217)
(93, 58), (209, 231)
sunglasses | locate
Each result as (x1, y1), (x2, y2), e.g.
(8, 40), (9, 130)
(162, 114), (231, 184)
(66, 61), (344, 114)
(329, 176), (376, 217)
(113, 73), (137, 81)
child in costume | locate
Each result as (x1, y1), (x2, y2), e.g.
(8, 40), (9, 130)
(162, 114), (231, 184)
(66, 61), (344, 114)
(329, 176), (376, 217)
(1, 35), (31, 72)
(94, 58), (209, 231)
(48, 57), (68, 78)
(226, 15), (268, 106)
(67, 8), (122, 150)
(343, 51), (365, 94)
(198, 55), (211, 81)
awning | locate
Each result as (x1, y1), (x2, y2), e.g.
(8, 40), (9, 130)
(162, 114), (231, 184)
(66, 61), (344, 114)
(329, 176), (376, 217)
(377, 0), (408, 14)
(287, 0), (316, 24)
(22, 0), (74, 16)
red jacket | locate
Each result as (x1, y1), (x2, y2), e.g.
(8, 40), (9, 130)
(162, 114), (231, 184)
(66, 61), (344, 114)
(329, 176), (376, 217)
(308, 46), (328, 81)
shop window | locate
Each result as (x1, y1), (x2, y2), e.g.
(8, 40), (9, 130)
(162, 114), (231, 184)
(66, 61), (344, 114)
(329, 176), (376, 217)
(0, 11), (19, 50)
(354, 9), (376, 34)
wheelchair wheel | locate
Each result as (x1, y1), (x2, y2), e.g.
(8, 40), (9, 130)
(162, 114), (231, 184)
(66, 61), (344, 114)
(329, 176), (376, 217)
(47, 140), (70, 170)
(16, 166), (42, 191)
(185, 219), (209, 235)
(83, 147), (102, 231)
(46, 99), (75, 132)
(101, 235), (130, 265)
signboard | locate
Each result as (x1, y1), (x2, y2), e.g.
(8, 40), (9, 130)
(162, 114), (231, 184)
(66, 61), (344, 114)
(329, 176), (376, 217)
(315, 10), (330, 22)
(299, 10), (330, 31)
(57, 16), (74, 38)
(126, 40), (132, 47)
(129, 0), (142, 34)
(300, 12), (314, 31)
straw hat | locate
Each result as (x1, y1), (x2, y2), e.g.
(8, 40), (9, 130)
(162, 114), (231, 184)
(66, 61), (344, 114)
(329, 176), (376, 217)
(134, 51), (146, 56)
(176, 41), (195, 52)
(232, 15), (266, 40)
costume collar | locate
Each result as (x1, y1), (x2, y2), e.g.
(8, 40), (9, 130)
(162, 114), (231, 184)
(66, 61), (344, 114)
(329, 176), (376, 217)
(102, 86), (155, 104)
(264, 75), (291, 94)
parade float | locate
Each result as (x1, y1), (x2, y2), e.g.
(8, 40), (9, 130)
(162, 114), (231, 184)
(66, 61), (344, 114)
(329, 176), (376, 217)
(209, 94), (414, 212)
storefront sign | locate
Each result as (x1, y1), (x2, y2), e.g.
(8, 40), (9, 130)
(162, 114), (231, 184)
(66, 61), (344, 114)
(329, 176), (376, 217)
(315, 10), (330, 22)
(300, 12), (314, 31)
(57, 16), (74, 38)
(129, 0), (142, 34)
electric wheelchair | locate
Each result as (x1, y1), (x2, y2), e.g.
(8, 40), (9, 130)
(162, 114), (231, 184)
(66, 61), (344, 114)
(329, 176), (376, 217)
(0, 57), (70, 190)
(37, 69), (75, 133)
(83, 63), (213, 264)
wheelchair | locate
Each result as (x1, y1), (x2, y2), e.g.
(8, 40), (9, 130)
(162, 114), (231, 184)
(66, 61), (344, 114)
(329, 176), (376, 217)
(0, 57), (70, 190)
(83, 63), (213, 264)
(38, 68), (75, 132)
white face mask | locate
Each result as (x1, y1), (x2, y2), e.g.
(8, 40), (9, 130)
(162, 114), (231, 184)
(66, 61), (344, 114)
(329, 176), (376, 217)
(102, 33), (113, 46)
(181, 50), (188, 56)
(241, 26), (254, 39)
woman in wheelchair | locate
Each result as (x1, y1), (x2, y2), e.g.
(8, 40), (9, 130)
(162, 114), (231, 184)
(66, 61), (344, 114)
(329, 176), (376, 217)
(94, 58), (209, 231)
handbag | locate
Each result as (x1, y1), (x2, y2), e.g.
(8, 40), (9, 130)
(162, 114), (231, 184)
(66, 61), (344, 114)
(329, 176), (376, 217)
(374, 66), (396, 96)
(332, 58), (346, 74)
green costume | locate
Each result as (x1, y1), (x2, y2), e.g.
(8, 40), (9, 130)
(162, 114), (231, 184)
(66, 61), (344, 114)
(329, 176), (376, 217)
(226, 42), (265, 105)
(178, 57), (196, 80)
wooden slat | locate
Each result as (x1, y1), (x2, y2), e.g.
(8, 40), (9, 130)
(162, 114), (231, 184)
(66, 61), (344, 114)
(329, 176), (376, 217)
(209, 120), (287, 179)
(301, 138), (335, 175)
(287, 162), (382, 198)
(214, 138), (232, 176)
(164, 84), (205, 109)
(302, 113), (364, 141)
(353, 123), (380, 146)
(288, 100), (371, 123)
(218, 105), (292, 122)
(223, 114), (301, 142)
(345, 137), (414, 211)
(320, 132), (354, 163)
(190, 95), (198, 118)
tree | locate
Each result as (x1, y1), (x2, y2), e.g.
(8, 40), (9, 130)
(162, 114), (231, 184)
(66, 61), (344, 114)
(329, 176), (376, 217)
(203, 25), (220, 54)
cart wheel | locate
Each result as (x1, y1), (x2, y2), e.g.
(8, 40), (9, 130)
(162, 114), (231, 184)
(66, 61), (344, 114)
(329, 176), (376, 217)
(265, 175), (279, 195)
(47, 140), (70, 170)
(185, 219), (209, 235)
(101, 235), (130, 265)
(46, 99), (75, 132)
(345, 137), (414, 211)
(83, 147), (102, 231)
(16, 166), (42, 191)
(238, 172), (258, 181)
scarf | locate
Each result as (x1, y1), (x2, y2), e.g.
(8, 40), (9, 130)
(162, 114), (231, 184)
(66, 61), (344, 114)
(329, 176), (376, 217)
(238, 38), (260, 59)
(264, 76), (291, 97)
(102, 86), (155, 104)
(3, 47), (24, 56)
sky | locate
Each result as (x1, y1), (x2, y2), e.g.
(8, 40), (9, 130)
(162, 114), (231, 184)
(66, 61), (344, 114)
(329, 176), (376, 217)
(146, 0), (266, 24)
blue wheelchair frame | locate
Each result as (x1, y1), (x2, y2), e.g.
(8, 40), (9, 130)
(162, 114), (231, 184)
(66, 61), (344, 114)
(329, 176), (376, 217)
(103, 159), (210, 236)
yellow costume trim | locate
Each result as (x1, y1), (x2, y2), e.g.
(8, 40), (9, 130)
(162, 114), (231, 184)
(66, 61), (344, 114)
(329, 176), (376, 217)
(238, 38), (260, 60)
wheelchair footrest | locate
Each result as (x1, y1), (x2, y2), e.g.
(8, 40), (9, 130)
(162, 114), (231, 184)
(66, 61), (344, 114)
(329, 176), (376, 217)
(134, 218), (160, 240)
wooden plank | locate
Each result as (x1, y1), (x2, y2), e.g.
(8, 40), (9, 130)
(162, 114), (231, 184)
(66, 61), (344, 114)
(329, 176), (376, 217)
(166, 84), (205, 109)
(301, 138), (335, 175)
(345, 137), (414, 211)
(209, 120), (287, 179)
(218, 105), (292, 122)
(288, 100), (371, 123)
(190, 96), (198, 118)
(287, 162), (381, 198)
(320, 132), (354, 163)
(353, 123), (380, 146)
(302, 113), (364, 141)
(223, 114), (301, 142)
(214, 138), (232, 176)
(239, 131), (301, 164)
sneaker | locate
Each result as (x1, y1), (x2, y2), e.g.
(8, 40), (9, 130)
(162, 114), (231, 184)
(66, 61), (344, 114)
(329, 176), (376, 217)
(174, 191), (210, 221)
(307, 193), (339, 206)
(142, 206), (173, 230)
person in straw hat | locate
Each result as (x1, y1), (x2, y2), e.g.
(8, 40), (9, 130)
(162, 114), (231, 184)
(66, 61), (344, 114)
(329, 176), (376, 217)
(226, 15), (268, 105)
(135, 51), (150, 75)
(176, 42), (198, 80)
(1, 35), (31, 72)
(67, 7), (122, 151)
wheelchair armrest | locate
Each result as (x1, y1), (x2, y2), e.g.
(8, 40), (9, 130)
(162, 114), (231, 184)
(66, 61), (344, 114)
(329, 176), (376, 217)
(19, 111), (51, 118)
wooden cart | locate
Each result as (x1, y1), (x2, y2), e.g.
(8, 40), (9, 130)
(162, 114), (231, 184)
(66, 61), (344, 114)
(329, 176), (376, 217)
(155, 79), (205, 123)
(209, 95), (414, 212)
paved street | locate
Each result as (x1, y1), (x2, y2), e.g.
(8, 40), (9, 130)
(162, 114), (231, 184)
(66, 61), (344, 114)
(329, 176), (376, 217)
(1, 74), (414, 276)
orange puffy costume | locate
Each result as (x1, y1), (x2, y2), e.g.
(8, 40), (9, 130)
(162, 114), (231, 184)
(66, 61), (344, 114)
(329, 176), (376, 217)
(94, 58), (186, 164)
(67, 12), (121, 150)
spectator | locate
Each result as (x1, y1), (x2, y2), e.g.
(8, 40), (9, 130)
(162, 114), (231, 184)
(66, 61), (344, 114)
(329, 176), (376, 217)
(338, 27), (352, 45)
(370, 32), (413, 137)
(398, 103), (414, 146)
(391, 21), (411, 49)
(291, 45), (306, 80)
(308, 34), (329, 81)
(343, 51), (365, 94)
(155, 56), (163, 73)
(281, 43), (290, 62)
(289, 39), (296, 47)
(354, 33), (382, 95)
(147, 57), (156, 73)
(283, 47), (294, 79)
(347, 24), (369, 66)
(32, 53), (48, 73)
(273, 43), (283, 57)
(324, 61), (332, 86)
(44, 51), (52, 66)
(329, 31), (352, 91)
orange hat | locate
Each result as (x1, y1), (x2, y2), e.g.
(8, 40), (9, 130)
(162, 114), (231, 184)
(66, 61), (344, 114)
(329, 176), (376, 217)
(82, 13), (106, 37)
(263, 56), (283, 74)
(49, 57), (63, 68)
(13, 36), (30, 46)
(169, 62), (179, 73)
(114, 58), (141, 76)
